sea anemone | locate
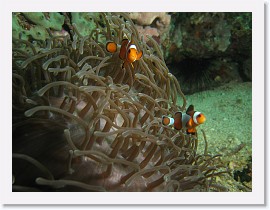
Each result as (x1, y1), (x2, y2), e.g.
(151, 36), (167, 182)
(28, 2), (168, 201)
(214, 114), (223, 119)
(12, 12), (227, 192)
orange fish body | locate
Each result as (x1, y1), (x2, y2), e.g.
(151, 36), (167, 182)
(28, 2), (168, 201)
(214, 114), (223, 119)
(162, 105), (206, 135)
(106, 37), (143, 69)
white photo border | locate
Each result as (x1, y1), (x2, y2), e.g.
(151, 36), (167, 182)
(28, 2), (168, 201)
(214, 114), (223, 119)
(0, 0), (265, 205)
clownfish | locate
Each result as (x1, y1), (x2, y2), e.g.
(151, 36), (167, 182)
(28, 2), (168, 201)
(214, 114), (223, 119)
(106, 37), (143, 69)
(162, 105), (206, 135)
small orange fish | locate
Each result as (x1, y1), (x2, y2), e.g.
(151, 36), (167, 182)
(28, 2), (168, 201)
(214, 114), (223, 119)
(106, 37), (143, 69)
(162, 105), (206, 135)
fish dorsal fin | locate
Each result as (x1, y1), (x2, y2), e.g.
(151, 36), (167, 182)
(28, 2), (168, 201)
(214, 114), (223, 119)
(186, 105), (194, 115)
(119, 39), (129, 60)
(121, 38), (129, 45)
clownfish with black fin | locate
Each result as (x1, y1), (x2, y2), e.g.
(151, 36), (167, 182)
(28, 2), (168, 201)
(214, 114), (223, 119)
(106, 36), (143, 69)
(162, 105), (206, 135)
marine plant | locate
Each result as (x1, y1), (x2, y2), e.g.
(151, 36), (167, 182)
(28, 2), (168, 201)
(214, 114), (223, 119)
(12, 12), (228, 192)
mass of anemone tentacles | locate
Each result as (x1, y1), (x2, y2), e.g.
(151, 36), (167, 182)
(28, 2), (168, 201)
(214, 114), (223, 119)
(12, 12), (228, 192)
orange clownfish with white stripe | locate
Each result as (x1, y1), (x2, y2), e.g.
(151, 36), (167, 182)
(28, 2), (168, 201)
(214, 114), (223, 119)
(162, 105), (206, 135)
(106, 37), (143, 69)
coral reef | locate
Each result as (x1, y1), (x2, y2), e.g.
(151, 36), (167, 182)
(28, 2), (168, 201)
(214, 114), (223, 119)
(164, 12), (252, 94)
(136, 25), (159, 43)
(13, 12), (251, 95)
(12, 12), (65, 41)
(71, 13), (99, 37)
(128, 12), (171, 30)
(165, 13), (231, 62)
(22, 12), (64, 31)
(12, 12), (227, 192)
(128, 12), (171, 44)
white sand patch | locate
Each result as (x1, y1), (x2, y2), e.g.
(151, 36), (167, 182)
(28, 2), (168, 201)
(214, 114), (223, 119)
(182, 82), (252, 155)
(178, 82), (252, 191)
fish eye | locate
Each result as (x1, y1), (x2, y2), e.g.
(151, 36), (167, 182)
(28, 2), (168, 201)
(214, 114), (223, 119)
(128, 49), (131, 53)
(198, 114), (201, 117)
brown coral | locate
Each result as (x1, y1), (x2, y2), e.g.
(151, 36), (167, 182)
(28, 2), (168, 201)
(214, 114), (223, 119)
(128, 12), (170, 29)
(136, 25), (159, 42)
(128, 12), (171, 44)
(12, 12), (227, 192)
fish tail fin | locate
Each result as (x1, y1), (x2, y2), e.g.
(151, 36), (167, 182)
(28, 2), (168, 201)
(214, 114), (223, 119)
(162, 116), (174, 126)
(106, 42), (117, 53)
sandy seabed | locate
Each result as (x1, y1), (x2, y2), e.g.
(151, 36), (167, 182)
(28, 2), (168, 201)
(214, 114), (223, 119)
(181, 81), (252, 191)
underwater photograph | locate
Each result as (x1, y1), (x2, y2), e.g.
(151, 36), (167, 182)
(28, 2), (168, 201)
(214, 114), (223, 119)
(12, 12), (252, 192)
